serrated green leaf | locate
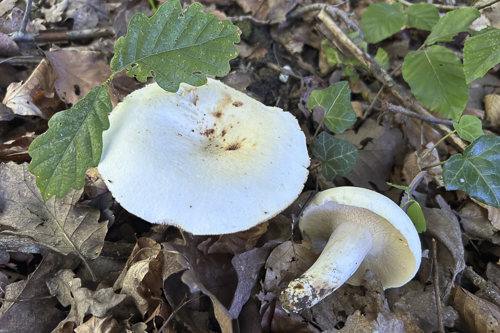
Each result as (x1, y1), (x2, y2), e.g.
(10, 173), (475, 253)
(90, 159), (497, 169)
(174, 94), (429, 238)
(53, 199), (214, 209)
(387, 182), (411, 191)
(407, 201), (426, 232)
(463, 28), (500, 84)
(405, 2), (439, 31)
(361, 2), (406, 44)
(443, 135), (500, 208)
(308, 81), (357, 133)
(28, 85), (112, 200)
(374, 48), (389, 70)
(454, 115), (484, 142)
(110, 0), (240, 92)
(402, 45), (469, 121)
(425, 7), (480, 45)
(313, 132), (358, 181)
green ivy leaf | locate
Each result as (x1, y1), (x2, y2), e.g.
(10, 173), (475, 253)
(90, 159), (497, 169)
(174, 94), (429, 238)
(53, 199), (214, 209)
(110, 0), (240, 92)
(402, 45), (469, 121)
(425, 7), (480, 45)
(405, 3), (439, 31)
(453, 115), (484, 142)
(322, 40), (342, 67)
(374, 48), (389, 70)
(361, 3), (406, 44)
(463, 28), (500, 84)
(443, 135), (500, 208)
(313, 132), (358, 181)
(28, 85), (112, 200)
(308, 81), (357, 134)
(407, 201), (426, 232)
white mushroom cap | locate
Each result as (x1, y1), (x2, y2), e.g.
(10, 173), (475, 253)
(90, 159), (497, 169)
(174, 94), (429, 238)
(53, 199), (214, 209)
(98, 79), (310, 235)
(280, 187), (421, 312)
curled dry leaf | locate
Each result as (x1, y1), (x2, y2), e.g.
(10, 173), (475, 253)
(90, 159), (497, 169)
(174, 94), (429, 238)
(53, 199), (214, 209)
(2, 59), (59, 119)
(47, 269), (126, 329)
(484, 94), (500, 127)
(0, 131), (36, 163)
(74, 316), (123, 333)
(459, 201), (500, 244)
(452, 285), (500, 332)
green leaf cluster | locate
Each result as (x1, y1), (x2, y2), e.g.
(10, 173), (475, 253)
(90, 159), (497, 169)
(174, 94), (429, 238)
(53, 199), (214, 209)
(309, 82), (358, 181)
(28, 0), (240, 200)
(322, 33), (368, 81)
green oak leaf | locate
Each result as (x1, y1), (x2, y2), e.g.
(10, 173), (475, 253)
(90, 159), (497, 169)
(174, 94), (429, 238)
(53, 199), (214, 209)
(308, 81), (357, 134)
(402, 45), (469, 121)
(405, 3), (439, 31)
(453, 115), (484, 142)
(425, 7), (480, 45)
(110, 0), (240, 92)
(407, 201), (426, 232)
(463, 28), (500, 84)
(361, 2), (406, 44)
(443, 135), (500, 208)
(28, 85), (112, 200)
(374, 48), (389, 70)
(313, 132), (358, 181)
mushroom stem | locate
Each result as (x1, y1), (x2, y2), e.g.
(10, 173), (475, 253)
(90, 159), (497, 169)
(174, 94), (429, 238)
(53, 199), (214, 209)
(280, 222), (373, 313)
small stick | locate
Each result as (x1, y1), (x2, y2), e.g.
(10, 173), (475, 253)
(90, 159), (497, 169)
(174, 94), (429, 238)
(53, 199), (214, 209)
(432, 238), (444, 333)
(384, 103), (455, 126)
(228, 15), (270, 25)
(463, 266), (500, 306)
(396, 0), (500, 10)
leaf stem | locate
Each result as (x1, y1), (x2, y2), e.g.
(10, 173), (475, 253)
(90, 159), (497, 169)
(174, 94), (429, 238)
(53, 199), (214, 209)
(308, 117), (327, 154)
(421, 130), (456, 161)
(422, 160), (446, 170)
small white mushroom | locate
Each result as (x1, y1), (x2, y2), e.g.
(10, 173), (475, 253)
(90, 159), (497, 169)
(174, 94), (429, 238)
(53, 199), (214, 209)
(98, 79), (310, 235)
(280, 187), (421, 312)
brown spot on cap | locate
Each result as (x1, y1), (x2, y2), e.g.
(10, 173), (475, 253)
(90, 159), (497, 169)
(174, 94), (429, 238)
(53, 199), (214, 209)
(201, 129), (215, 136)
(221, 130), (226, 137)
(212, 111), (223, 118)
(226, 142), (241, 151)
(233, 101), (243, 107)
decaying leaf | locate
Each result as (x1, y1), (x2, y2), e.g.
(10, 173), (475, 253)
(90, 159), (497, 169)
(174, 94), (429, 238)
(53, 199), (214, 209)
(335, 119), (406, 191)
(484, 94), (500, 127)
(45, 48), (112, 105)
(264, 240), (318, 295)
(47, 269), (126, 329)
(0, 163), (108, 276)
(66, 0), (109, 30)
(2, 59), (59, 119)
(459, 201), (500, 244)
(74, 316), (123, 333)
(452, 285), (500, 332)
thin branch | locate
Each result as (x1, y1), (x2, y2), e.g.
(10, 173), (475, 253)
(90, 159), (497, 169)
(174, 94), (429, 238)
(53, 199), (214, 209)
(20, 0), (33, 37)
(396, 0), (500, 10)
(0, 56), (43, 65)
(463, 266), (500, 306)
(316, 9), (467, 151)
(432, 238), (444, 333)
(10, 27), (114, 44)
(384, 103), (455, 126)
(227, 15), (270, 25)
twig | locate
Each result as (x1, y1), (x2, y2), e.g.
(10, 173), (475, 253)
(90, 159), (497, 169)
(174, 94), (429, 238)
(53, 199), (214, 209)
(316, 9), (467, 151)
(396, 0), (500, 10)
(432, 238), (444, 333)
(288, 3), (364, 39)
(20, 0), (33, 37)
(0, 55), (43, 65)
(384, 104), (455, 126)
(227, 15), (270, 25)
(420, 130), (456, 160)
(10, 27), (115, 44)
(422, 161), (446, 170)
(463, 266), (500, 306)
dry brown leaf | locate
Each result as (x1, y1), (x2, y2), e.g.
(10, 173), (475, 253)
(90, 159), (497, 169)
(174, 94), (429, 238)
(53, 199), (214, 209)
(0, 32), (19, 57)
(66, 0), (109, 30)
(42, 0), (68, 22)
(335, 118), (406, 191)
(200, 222), (269, 255)
(459, 201), (500, 243)
(0, 0), (15, 16)
(452, 286), (500, 333)
(0, 131), (36, 163)
(264, 240), (318, 295)
(474, 199), (500, 230)
(47, 269), (126, 330)
(2, 59), (59, 119)
(74, 316), (124, 333)
(113, 0), (151, 38)
(45, 48), (112, 105)
(484, 94), (500, 127)
(0, 253), (79, 333)
(0, 163), (108, 272)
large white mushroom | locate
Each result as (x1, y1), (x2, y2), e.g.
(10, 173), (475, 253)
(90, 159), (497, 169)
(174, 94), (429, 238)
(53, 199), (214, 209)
(98, 79), (310, 235)
(280, 187), (421, 312)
